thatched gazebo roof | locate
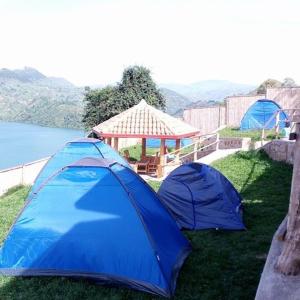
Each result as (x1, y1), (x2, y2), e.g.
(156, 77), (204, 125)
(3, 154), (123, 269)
(93, 99), (199, 139)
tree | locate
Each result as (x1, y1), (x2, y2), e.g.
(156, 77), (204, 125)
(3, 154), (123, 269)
(118, 66), (165, 110)
(282, 77), (297, 88)
(82, 65), (166, 129)
(82, 86), (118, 129)
(256, 79), (282, 94)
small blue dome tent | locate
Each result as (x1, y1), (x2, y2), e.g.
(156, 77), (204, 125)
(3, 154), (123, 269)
(158, 163), (245, 231)
(30, 138), (129, 195)
(240, 99), (287, 131)
(0, 158), (191, 297)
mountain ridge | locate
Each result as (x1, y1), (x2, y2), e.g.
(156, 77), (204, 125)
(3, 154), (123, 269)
(159, 80), (256, 102)
(0, 67), (260, 129)
(0, 67), (84, 129)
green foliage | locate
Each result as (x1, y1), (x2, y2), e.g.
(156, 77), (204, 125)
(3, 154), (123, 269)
(255, 79), (282, 95)
(118, 66), (165, 110)
(0, 152), (292, 300)
(250, 77), (298, 95)
(82, 65), (165, 130)
(282, 77), (297, 87)
(0, 185), (30, 245)
(82, 86), (119, 129)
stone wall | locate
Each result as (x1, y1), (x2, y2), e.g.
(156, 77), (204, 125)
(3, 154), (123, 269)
(219, 137), (251, 150)
(263, 139), (295, 164)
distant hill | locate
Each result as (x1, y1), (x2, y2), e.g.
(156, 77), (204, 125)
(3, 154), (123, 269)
(0, 67), (267, 129)
(172, 100), (220, 117)
(160, 80), (255, 102)
(159, 88), (192, 115)
(0, 67), (84, 129)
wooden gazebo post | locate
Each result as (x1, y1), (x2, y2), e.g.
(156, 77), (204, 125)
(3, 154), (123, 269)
(175, 139), (181, 164)
(106, 137), (112, 146)
(157, 139), (166, 178)
(113, 137), (119, 151)
(141, 138), (146, 159)
(276, 114), (300, 275)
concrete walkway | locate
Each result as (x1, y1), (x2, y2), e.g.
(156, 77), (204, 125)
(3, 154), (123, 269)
(196, 148), (241, 164)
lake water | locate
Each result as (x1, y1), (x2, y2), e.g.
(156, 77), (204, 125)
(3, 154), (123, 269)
(0, 122), (84, 170)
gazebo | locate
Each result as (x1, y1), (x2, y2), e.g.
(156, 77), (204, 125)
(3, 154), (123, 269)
(92, 99), (199, 177)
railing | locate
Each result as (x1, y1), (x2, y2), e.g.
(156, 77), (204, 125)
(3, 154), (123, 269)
(261, 109), (300, 143)
(161, 132), (219, 167)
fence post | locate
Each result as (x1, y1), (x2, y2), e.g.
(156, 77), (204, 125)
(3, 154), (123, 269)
(275, 110), (280, 139)
(193, 139), (198, 161)
(216, 133), (220, 151)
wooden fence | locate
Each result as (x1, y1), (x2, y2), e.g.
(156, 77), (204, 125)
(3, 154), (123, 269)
(183, 105), (226, 134)
(183, 87), (300, 132)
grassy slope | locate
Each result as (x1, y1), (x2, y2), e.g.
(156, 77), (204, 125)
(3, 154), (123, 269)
(0, 151), (292, 300)
(0, 186), (30, 245)
(218, 127), (284, 142)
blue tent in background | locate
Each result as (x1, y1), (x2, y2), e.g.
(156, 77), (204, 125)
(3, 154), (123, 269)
(30, 138), (129, 195)
(240, 99), (287, 131)
(158, 163), (245, 231)
(0, 158), (191, 297)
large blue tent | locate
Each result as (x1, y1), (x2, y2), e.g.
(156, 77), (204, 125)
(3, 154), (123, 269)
(30, 138), (129, 195)
(240, 99), (287, 131)
(158, 163), (245, 230)
(0, 158), (191, 297)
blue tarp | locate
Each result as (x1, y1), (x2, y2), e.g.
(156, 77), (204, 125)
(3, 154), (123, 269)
(30, 138), (129, 196)
(146, 138), (192, 148)
(158, 163), (245, 230)
(240, 99), (287, 131)
(0, 158), (191, 297)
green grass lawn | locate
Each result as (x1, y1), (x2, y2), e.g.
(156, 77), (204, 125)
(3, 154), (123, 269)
(120, 143), (194, 162)
(120, 144), (159, 161)
(218, 127), (284, 142)
(0, 151), (292, 300)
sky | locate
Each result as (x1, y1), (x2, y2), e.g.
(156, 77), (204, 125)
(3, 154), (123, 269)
(0, 0), (300, 86)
